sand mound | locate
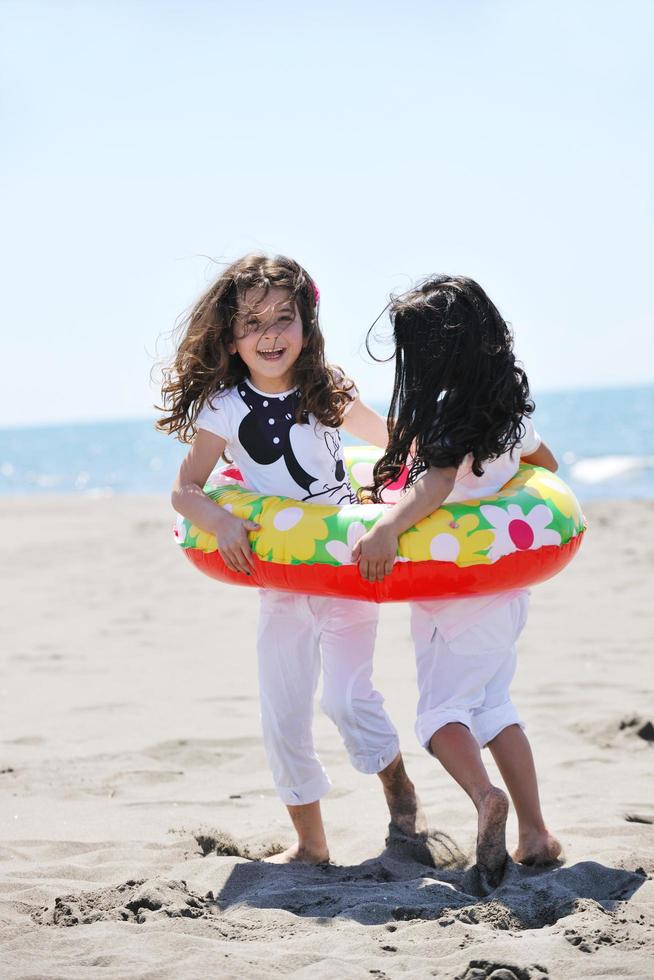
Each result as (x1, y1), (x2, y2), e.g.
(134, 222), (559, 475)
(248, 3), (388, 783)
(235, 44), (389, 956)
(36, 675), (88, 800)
(32, 840), (646, 934)
(33, 878), (214, 927)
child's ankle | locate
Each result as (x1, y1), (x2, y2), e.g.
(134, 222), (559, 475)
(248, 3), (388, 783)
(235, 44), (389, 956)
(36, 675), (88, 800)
(518, 821), (548, 841)
(513, 827), (561, 866)
(297, 840), (329, 860)
(297, 833), (328, 853)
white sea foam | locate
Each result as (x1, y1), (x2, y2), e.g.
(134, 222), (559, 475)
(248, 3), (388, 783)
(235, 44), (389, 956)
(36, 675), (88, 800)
(570, 455), (654, 484)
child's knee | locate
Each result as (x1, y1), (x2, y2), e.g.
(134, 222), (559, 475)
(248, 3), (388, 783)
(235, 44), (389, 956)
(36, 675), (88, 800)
(415, 708), (474, 753)
(471, 701), (524, 748)
(321, 687), (398, 770)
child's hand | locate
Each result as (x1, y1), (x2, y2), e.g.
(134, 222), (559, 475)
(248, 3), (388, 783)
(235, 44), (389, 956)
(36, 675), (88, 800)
(351, 523), (398, 583)
(214, 511), (260, 575)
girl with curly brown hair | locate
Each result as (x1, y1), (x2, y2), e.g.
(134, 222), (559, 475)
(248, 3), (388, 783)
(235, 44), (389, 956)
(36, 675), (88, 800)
(353, 275), (562, 891)
(158, 254), (424, 864)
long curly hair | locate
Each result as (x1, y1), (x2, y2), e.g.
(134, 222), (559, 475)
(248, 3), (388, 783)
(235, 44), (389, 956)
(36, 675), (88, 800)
(366, 275), (534, 501)
(156, 253), (355, 442)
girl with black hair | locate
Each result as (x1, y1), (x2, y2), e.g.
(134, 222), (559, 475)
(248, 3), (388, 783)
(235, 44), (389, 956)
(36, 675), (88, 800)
(353, 275), (562, 891)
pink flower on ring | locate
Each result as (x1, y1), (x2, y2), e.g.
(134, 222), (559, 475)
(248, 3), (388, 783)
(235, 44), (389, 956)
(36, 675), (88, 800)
(480, 503), (561, 563)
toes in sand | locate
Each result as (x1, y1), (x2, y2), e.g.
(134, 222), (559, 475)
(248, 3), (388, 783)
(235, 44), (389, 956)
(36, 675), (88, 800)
(263, 843), (330, 865)
(513, 831), (563, 867)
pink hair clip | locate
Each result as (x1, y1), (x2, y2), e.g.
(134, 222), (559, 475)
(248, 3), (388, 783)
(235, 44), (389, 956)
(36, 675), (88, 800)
(312, 281), (320, 305)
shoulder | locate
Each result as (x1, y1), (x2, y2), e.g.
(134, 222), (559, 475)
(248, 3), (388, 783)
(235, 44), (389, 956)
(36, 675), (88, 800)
(205, 384), (246, 408)
(328, 364), (357, 391)
(198, 387), (228, 415)
(517, 415), (542, 455)
(327, 364), (358, 411)
(196, 386), (242, 438)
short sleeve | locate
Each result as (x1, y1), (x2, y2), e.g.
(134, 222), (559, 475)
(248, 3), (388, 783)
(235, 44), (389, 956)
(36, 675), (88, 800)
(343, 384), (359, 415)
(332, 368), (358, 415)
(518, 416), (541, 456)
(196, 393), (231, 442)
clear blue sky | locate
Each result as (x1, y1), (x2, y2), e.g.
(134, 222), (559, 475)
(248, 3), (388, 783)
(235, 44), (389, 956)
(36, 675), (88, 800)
(1, 0), (652, 427)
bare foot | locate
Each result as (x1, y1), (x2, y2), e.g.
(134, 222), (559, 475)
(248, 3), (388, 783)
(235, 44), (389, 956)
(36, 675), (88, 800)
(513, 830), (562, 867)
(263, 842), (329, 865)
(476, 786), (509, 892)
(378, 755), (428, 838)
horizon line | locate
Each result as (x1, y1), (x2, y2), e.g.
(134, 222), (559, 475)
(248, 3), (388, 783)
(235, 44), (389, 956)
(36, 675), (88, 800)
(1, 380), (653, 435)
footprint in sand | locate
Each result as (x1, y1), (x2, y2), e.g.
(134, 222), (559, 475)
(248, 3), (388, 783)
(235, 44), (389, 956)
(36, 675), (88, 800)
(72, 702), (134, 713)
(195, 695), (256, 704)
(448, 902), (524, 931)
(573, 714), (654, 749)
(620, 717), (654, 742)
(109, 769), (185, 786)
(5, 735), (46, 746)
(144, 738), (252, 767)
(168, 827), (284, 860)
(456, 962), (548, 980)
(563, 926), (616, 953)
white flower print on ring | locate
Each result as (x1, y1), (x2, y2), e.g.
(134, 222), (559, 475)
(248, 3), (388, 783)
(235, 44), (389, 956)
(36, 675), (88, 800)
(173, 515), (187, 543)
(325, 521), (367, 565)
(272, 506), (304, 532)
(480, 503), (561, 563)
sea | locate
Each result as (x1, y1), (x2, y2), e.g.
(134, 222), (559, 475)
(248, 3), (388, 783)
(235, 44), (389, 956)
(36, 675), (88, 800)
(1, 385), (653, 503)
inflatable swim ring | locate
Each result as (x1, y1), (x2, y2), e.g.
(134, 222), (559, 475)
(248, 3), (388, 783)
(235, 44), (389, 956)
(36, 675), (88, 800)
(174, 446), (586, 602)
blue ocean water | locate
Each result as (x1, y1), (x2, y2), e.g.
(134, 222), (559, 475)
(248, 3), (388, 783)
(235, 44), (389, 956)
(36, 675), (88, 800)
(1, 385), (653, 502)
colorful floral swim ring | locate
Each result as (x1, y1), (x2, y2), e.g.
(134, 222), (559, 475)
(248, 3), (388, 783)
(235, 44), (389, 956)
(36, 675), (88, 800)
(174, 447), (586, 602)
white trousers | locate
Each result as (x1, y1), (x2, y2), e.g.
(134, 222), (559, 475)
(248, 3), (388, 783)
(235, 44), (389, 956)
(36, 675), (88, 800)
(257, 591), (400, 805)
(410, 593), (529, 750)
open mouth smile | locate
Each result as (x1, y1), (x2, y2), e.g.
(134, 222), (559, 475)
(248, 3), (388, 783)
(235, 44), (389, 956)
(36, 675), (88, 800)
(257, 348), (286, 362)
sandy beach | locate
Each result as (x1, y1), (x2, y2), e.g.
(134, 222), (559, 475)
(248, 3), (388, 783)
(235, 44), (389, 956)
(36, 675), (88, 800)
(1, 495), (652, 979)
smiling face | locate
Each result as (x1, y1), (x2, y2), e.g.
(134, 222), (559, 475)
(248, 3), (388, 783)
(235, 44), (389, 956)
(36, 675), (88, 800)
(229, 286), (305, 393)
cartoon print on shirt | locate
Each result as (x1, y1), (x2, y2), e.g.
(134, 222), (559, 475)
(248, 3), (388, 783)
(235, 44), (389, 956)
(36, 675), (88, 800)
(236, 385), (316, 493)
(236, 384), (355, 504)
(326, 431), (346, 483)
(300, 430), (354, 504)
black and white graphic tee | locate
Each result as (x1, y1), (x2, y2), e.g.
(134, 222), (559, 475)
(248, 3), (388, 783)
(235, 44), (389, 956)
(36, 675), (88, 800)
(196, 379), (356, 504)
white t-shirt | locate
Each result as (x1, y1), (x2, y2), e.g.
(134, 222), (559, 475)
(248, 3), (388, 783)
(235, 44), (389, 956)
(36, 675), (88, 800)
(443, 416), (542, 504)
(413, 415), (542, 641)
(196, 379), (356, 505)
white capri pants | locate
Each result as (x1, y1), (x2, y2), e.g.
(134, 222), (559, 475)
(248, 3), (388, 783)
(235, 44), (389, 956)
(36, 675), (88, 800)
(257, 590), (400, 806)
(410, 593), (529, 750)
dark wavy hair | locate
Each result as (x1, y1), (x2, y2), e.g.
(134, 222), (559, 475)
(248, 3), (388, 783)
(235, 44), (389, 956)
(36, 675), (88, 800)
(156, 253), (355, 442)
(366, 275), (534, 501)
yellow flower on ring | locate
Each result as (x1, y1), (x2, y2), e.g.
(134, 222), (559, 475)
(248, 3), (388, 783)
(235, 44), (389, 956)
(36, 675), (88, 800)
(401, 509), (493, 566)
(209, 487), (259, 521)
(523, 470), (582, 521)
(186, 489), (259, 553)
(187, 524), (218, 553)
(254, 498), (339, 564)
